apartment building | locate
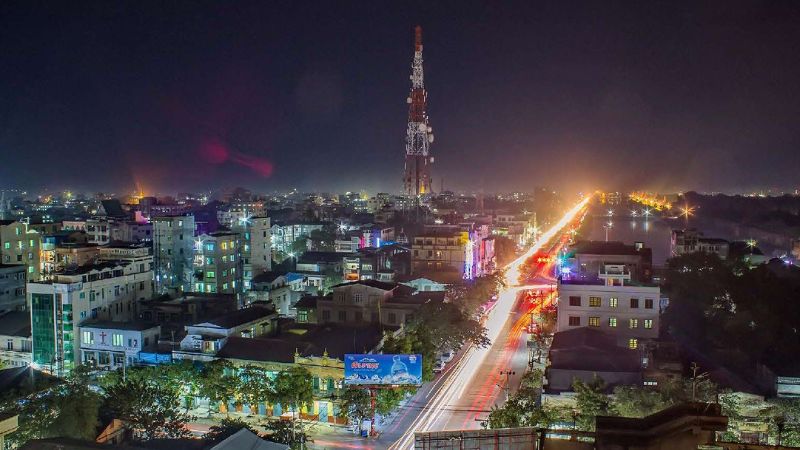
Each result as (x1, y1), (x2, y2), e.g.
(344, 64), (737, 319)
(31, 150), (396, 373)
(0, 265), (26, 312)
(557, 276), (660, 350)
(27, 256), (154, 375)
(0, 220), (42, 281)
(193, 231), (243, 299)
(152, 215), (195, 294)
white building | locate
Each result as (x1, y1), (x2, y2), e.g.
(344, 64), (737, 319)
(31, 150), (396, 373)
(557, 269), (660, 350)
(28, 257), (154, 375)
(0, 311), (32, 368)
(79, 321), (161, 370)
(236, 216), (271, 290)
(270, 221), (325, 255)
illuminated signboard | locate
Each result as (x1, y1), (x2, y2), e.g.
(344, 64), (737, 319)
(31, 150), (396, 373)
(344, 354), (423, 386)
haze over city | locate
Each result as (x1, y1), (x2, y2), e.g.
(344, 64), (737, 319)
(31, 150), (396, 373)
(2, 2), (800, 450)
(2, 1), (800, 195)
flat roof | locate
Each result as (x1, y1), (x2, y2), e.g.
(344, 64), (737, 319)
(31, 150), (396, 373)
(80, 320), (159, 331)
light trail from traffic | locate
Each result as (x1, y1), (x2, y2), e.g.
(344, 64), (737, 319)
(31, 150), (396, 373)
(388, 196), (591, 450)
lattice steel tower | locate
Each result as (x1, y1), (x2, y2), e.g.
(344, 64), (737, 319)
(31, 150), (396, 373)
(403, 25), (434, 197)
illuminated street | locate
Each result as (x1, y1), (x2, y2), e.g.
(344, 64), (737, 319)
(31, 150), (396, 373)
(373, 197), (591, 450)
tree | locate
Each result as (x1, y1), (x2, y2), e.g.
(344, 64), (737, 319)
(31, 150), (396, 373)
(290, 236), (309, 256)
(199, 360), (239, 414)
(309, 228), (336, 252)
(2, 367), (101, 447)
(264, 420), (312, 450)
(238, 365), (273, 409)
(573, 376), (614, 431)
(339, 388), (372, 429)
(103, 378), (192, 440)
(376, 388), (410, 416)
(272, 367), (314, 443)
(493, 236), (518, 267)
(612, 385), (667, 418)
(205, 417), (260, 444)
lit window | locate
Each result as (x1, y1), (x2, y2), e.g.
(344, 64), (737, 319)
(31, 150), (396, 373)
(628, 338), (638, 349)
(222, 283), (228, 290)
(3, 243), (8, 250)
(29, 239), (35, 247)
(608, 317), (617, 327)
(629, 319), (639, 328)
(205, 243), (214, 251)
(644, 380), (658, 386)
(644, 319), (653, 329)
(206, 271), (215, 279)
(609, 297), (618, 308)
(221, 242), (228, 250)
(589, 297), (601, 307)
(588, 317), (600, 327)
(112, 333), (124, 347)
(82, 331), (94, 345)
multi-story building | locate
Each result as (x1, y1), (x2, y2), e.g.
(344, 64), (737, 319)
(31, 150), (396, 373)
(342, 244), (411, 282)
(411, 225), (494, 283)
(0, 265), (26, 312)
(248, 272), (308, 315)
(0, 220), (42, 281)
(110, 220), (153, 243)
(564, 240), (653, 283)
(316, 280), (442, 327)
(54, 243), (100, 270)
(85, 218), (112, 245)
(270, 221), (326, 255)
(193, 231), (243, 300)
(152, 215), (195, 294)
(236, 216), (271, 290)
(0, 311), (32, 367)
(671, 229), (729, 260)
(27, 257), (154, 375)
(216, 201), (266, 228)
(557, 267), (660, 350)
(79, 321), (161, 370)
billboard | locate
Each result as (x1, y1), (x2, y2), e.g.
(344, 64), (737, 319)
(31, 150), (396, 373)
(344, 354), (423, 386)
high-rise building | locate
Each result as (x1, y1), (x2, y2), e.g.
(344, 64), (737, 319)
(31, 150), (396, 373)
(403, 26), (435, 197)
(0, 220), (42, 281)
(193, 231), (243, 301)
(237, 216), (271, 291)
(27, 251), (153, 375)
(152, 215), (195, 294)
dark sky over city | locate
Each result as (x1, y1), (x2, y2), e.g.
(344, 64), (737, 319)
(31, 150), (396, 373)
(1, 1), (799, 195)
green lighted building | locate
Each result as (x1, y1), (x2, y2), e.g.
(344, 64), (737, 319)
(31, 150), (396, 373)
(28, 252), (153, 375)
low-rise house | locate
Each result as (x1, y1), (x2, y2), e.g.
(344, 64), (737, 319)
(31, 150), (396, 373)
(79, 321), (160, 370)
(546, 327), (643, 392)
(0, 311), (32, 368)
(172, 304), (277, 362)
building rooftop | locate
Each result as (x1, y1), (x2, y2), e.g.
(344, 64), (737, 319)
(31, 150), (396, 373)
(80, 320), (159, 331)
(331, 279), (412, 293)
(298, 251), (351, 264)
(217, 323), (384, 363)
(198, 304), (275, 329)
(549, 328), (641, 374)
(251, 271), (287, 284)
(0, 311), (31, 337)
(572, 240), (651, 257)
(294, 296), (319, 309)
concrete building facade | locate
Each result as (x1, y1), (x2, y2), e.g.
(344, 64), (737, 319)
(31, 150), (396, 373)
(152, 215), (195, 294)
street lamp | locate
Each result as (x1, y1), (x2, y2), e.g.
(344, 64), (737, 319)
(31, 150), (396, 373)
(499, 370), (516, 401)
(603, 221), (613, 242)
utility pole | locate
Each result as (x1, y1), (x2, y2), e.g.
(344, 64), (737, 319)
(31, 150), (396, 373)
(500, 370), (516, 401)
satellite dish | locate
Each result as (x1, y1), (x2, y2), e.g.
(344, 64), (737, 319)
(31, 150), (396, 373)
(428, 135), (435, 143)
(406, 97), (412, 104)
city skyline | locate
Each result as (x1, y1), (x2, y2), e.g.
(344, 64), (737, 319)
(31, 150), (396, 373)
(2, 2), (800, 194)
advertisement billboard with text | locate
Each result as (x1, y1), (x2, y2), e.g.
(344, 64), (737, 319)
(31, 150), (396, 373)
(344, 354), (423, 386)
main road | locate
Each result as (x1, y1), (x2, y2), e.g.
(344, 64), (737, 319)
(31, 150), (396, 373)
(378, 196), (591, 450)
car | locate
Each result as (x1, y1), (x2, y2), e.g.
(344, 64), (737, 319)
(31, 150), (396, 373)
(440, 351), (454, 363)
(433, 360), (445, 373)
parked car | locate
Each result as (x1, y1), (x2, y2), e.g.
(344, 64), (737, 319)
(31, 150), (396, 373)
(440, 350), (454, 363)
(433, 360), (445, 373)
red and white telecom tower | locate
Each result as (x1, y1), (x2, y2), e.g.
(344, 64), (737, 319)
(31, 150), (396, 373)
(403, 25), (435, 197)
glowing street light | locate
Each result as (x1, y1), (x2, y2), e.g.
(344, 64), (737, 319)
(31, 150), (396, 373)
(746, 239), (757, 254)
(603, 221), (613, 242)
(607, 209), (614, 217)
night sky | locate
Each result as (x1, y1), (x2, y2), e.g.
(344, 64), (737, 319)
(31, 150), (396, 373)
(2, 1), (799, 195)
